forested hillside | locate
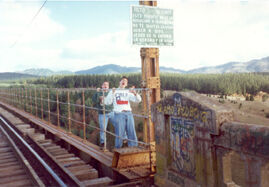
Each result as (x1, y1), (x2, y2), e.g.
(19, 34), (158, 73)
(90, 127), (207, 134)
(26, 73), (269, 95)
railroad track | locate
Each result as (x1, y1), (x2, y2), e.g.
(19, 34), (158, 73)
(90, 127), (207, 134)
(0, 107), (113, 186)
(0, 118), (44, 186)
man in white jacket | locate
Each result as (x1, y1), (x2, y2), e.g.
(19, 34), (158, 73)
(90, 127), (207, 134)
(104, 76), (141, 148)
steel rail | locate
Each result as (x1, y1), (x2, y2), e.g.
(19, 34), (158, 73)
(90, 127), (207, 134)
(0, 116), (67, 187)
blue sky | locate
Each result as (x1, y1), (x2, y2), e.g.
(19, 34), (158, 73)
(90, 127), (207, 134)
(0, 0), (269, 72)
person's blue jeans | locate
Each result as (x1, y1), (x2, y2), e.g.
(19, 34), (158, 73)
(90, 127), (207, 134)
(99, 112), (114, 144)
(114, 111), (138, 148)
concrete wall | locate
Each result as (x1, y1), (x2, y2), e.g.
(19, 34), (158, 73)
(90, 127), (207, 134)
(151, 91), (269, 187)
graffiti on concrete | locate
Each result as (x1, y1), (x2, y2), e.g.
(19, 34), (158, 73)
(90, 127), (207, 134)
(170, 117), (196, 179)
(156, 94), (212, 128)
(168, 171), (185, 186)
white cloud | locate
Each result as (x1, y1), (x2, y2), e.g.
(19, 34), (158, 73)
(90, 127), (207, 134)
(1, 1), (269, 73)
(61, 30), (141, 71)
(158, 0), (269, 70)
(0, 1), (64, 71)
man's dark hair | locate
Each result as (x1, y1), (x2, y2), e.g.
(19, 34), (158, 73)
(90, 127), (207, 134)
(121, 76), (128, 81)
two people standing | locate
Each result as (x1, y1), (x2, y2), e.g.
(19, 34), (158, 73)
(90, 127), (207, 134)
(104, 76), (141, 149)
(93, 76), (141, 149)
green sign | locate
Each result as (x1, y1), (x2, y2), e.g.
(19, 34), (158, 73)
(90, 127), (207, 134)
(131, 5), (174, 47)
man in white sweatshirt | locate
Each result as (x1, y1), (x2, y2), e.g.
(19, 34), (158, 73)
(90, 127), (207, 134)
(104, 76), (141, 149)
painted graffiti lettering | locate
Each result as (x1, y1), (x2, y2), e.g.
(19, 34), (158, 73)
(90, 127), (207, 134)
(170, 117), (196, 179)
(157, 103), (212, 126)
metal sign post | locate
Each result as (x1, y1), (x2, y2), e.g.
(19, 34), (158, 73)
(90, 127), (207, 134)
(135, 1), (174, 143)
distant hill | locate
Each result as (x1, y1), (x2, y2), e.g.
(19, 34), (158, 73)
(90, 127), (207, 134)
(12, 56), (269, 76)
(19, 68), (74, 76)
(75, 64), (140, 75)
(188, 56), (269, 74)
(75, 64), (185, 75)
(0, 72), (38, 81)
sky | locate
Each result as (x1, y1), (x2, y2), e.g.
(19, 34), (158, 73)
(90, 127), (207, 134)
(0, 0), (269, 72)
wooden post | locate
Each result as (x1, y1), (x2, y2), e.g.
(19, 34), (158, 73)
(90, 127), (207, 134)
(67, 91), (71, 133)
(40, 89), (43, 120)
(82, 90), (86, 140)
(35, 88), (38, 117)
(56, 90), (60, 128)
(47, 88), (50, 124)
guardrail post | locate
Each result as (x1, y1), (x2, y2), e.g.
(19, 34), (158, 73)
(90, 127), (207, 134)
(35, 88), (38, 117)
(25, 88), (28, 112)
(21, 88), (24, 110)
(19, 88), (21, 108)
(13, 88), (15, 106)
(48, 88), (50, 125)
(82, 90), (86, 140)
(67, 91), (71, 133)
(30, 88), (32, 114)
(102, 90), (107, 151)
(41, 89), (43, 120)
(56, 90), (60, 128)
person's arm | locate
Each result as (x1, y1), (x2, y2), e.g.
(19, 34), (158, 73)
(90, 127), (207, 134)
(104, 90), (114, 105)
(129, 92), (142, 103)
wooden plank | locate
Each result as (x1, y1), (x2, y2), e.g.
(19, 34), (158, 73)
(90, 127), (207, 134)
(73, 168), (98, 181)
(46, 146), (63, 151)
(0, 165), (22, 173)
(63, 160), (86, 168)
(58, 157), (81, 163)
(55, 153), (75, 159)
(0, 157), (17, 164)
(0, 153), (15, 160)
(0, 179), (33, 187)
(0, 169), (25, 178)
(16, 124), (31, 129)
(83, 177), (113, 187)
(30, 133), (45, 141)
(0, 143), (9, 147)
(0, 161), (19, 168)
(37, 139), (52, 144)
(0, 174), (28, 184)
(113, 148), (151, 169)
(0, 147), (12, 153)
(68, 165), (93, 172)
(49, 149), (69, 156)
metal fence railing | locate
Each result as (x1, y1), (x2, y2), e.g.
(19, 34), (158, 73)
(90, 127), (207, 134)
(0, 87), (154, 171)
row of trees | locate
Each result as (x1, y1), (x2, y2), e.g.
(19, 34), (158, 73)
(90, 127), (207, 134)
(26, 73), (269, 95)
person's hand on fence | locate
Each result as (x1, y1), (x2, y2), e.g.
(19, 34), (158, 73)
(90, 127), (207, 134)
(97, 88), (101, 92)
(129, 86), (137, 96)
